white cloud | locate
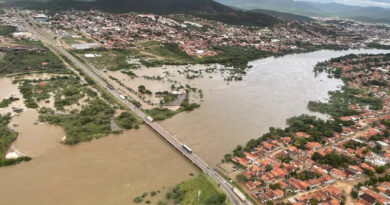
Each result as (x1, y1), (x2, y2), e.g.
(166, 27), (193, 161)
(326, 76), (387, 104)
(297, 0), (390, 8)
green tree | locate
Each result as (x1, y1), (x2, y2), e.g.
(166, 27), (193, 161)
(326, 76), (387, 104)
(265, 164), (273, 172)
(351, 190), (358, 199)
(236, 174), (248, 183)
(205, 193), (226, 205)
(269, 183), (280, 190)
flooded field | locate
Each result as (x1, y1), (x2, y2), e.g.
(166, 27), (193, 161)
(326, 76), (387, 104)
(0, 49), (388, 205)
(102, 64), (219, 108)
(0, 77), (25, 115)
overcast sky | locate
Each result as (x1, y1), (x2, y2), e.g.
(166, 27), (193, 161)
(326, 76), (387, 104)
(297, 0), (390, 8)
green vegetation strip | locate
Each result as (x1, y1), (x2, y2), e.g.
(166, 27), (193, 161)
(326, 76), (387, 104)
(0, 114), (31, 167)
(0, 42), (70, 75)
(39, 99), (114, 145)
(72, 48), (144, 71)
(144, 96), (200, 121)
(0, 25), (16, 37)
(135, 174), (230, 205)
(114, 111), (140, 130)
(0, 96), (18, 108)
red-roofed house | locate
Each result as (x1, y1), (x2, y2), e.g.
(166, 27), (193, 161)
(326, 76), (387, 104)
(305, 142), (322, 151)
(330, 168), (347, 180)
(244, 152), (256, 161)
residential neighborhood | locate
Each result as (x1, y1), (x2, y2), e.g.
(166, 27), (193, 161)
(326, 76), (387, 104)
(0, 3), (390, 205)
(226, 53), (390, 204)
(5, 9), (389, 58)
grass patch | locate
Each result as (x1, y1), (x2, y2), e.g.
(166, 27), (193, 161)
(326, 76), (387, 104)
(0, 113), (31, 167)
(144, 108), (178, 121)
(18, 76), (86, 110)
(114, 111), (139, 130)
(73, 48), (144, 71)
(13, 40), (45, 46)
(144, 96), (200, 121)
(0, 46), (69, 75)
(0, 114), (17, 158)
(200, 46), (272, 69)
(0, 25), (16, 37)
(367, 42), (390, 50)
(138, 40), (162, 48)
(62, 36), (94, 45)
(0, 96), (19, 108)
(165, 174), (229, 205)
(156, 91), (178, 105)
(146, 43), (194, 64)
(180, 97), (200, 111)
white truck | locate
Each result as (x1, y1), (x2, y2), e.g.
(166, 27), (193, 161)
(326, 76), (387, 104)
(232, 187), (247, 202)
(119, 95), (126, 100)
(182, 144), (192, 154)
(146, 116), (154, 122)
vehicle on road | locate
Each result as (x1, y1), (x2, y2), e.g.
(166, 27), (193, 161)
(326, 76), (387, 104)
(146, 116), (154, 122)
(182, 144), (192, 154)
(119, 95), (126, 100)
(232, 187), (247, 202)
(107, 84), (114, 90)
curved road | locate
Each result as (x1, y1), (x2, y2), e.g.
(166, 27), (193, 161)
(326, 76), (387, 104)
(16, 11), (250, 205)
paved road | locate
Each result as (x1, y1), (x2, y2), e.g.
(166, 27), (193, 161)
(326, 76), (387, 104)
(17, 11), (250, 205)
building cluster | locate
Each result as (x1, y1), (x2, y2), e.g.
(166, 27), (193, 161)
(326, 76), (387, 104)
(355, 185), (390, 205)
(0, 9), (38, 41)
(232, 54), (390, 204)
(0, 10), (43, 52)
(24, 9), (390, 57)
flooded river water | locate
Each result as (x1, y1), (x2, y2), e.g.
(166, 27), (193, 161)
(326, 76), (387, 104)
(0, 127), (197, 205)
(0, 49), (388, 205)
(161, 49), (390, 165)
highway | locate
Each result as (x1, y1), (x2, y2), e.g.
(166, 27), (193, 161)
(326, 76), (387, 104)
(16, 11), (250, 205)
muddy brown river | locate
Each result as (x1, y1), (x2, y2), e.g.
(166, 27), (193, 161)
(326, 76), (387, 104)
(0, 49), (388, 205)
(160, 49), (390, 165)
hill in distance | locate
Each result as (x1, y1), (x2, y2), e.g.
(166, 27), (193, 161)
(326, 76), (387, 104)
(250, 9), (313, 22)
(216, 0), (390, 23)
(7, 0), (280, 27)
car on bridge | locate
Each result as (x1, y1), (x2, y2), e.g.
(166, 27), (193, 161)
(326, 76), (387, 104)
(146, 116), (154, 122)
(182, 144), (192, 154)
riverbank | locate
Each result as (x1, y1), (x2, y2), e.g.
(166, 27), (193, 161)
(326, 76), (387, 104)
(132, 174), (232, 205)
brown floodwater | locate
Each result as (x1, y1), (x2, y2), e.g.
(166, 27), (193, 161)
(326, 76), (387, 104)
(160, 49), (390, 165)
(0, 77), (197, 205)
(10, 110), (65, 157)
(0, 127), (198, 205)
(0, 49), (388, 204)
(0, 77), (25, 115)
